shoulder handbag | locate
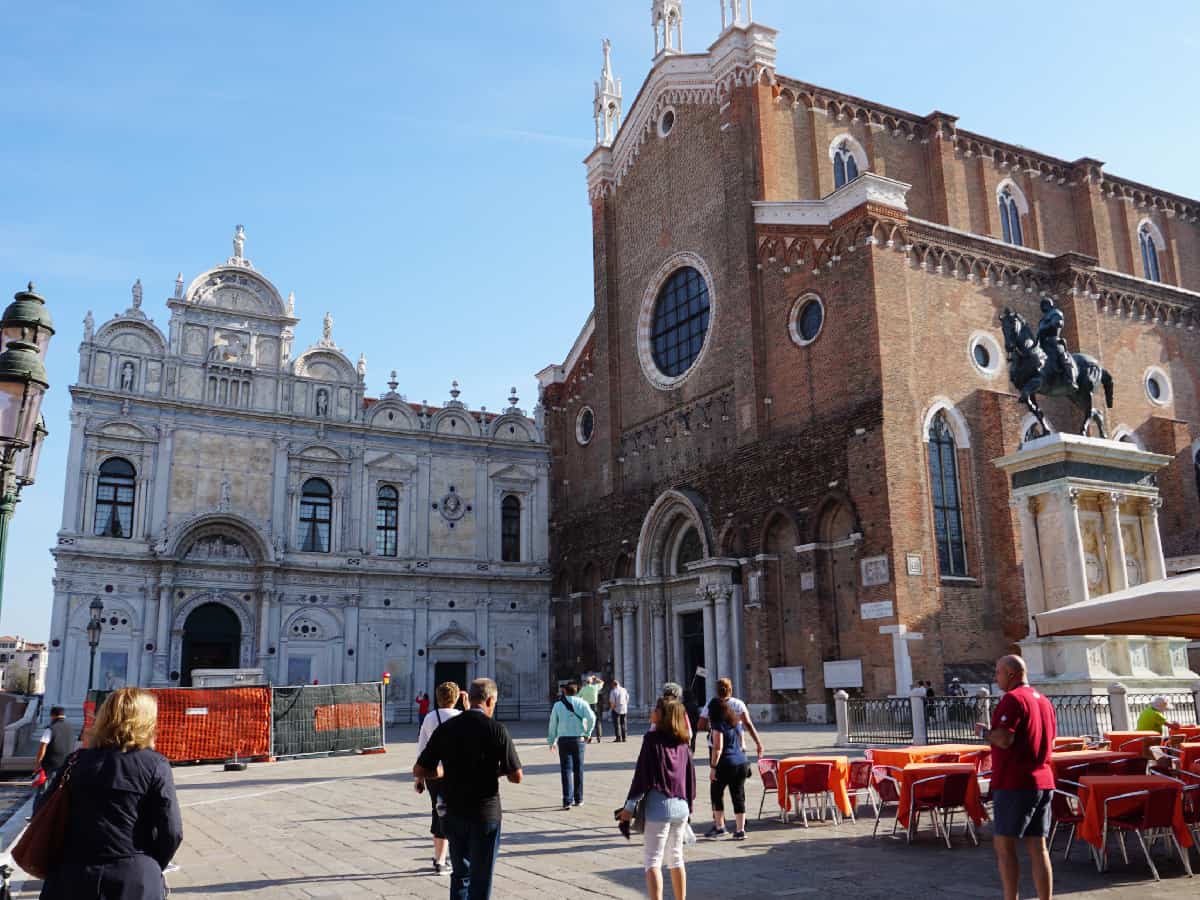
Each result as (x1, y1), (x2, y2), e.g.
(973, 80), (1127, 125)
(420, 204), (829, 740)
(13, 751), (79, 879)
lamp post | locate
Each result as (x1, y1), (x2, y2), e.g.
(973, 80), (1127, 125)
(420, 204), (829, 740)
(26, 652), (36, 695)
(0, 283), (54, 620)
(86, 598), (104, 698)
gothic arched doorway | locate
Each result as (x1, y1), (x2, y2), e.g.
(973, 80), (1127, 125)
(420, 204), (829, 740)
(180, 603), (241, 686)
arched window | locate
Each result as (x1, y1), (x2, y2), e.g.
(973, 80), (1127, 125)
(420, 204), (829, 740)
(928, 414), (967, 576)
(1139, 224), (1161, 282)
(674, 526), (703, 575)
(94, 457), (136, 538)
(833, 141), (859, 189)
(375, 485), (399, 557)
(998, 188), (1023, 246)
(501, 495), (521, 562)
(299, 478), (332, 553)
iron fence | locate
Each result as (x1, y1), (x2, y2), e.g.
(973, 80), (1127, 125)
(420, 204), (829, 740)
(925, 696), (990, 744)
(1128, 692), (1198, 727)
(1043, 694), (1113, 738)
(846, 697), (914, 744)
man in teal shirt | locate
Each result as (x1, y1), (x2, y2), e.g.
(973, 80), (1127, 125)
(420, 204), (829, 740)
(577, 675), (603, 743)
(548, 683), (595, 809)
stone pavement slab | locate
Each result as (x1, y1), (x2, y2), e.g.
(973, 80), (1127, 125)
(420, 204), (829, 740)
(8, 722), (1197, 898)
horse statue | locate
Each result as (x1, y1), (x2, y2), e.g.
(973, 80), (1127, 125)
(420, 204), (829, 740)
(998, 307), (1114, 438)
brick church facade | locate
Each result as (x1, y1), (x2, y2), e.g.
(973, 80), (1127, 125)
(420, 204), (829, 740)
(538, 2), (1200, 719)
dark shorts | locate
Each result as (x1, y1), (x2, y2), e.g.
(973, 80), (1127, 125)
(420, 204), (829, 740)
(428, 780), (447, 839)
(993, 789), (1053, 838)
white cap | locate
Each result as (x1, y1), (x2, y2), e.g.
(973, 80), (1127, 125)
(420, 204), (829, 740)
(1150, 695), (1170, 711)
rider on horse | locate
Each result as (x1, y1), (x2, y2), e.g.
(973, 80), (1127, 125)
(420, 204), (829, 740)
(1036, 298), (1078, 391)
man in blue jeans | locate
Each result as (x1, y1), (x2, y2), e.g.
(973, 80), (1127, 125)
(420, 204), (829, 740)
(415, 678), (523, 900)
(547, 682), (595, 809)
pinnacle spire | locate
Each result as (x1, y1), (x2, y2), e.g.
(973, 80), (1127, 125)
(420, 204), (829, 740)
(652, 0), (683, 59)
(593, 38), (623, 147)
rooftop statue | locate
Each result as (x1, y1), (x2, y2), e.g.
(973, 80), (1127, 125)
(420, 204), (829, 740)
(999, 302), (1113, 439)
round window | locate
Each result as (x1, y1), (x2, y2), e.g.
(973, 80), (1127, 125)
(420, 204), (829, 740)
(968, 331), (1002, 378)
(973, 343), (990, 368)
(1148, 377), (1161, 400)
(1144, 367), (1171, 406)
(576, 407), (595, 446)
(788, 294), (825, 346)
(650, 267), (710, 378)
(659, 108), (675, 137)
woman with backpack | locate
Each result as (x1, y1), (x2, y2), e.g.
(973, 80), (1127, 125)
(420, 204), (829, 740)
(414, 682), (462, 875)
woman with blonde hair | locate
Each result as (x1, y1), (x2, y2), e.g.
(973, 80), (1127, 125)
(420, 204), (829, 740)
(414, 681), (462, 875)
(40, 687), (182, 900)
(618, 698), (695, 900)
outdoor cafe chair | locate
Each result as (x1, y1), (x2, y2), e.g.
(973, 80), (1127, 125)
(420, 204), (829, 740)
(924, 771), (979, 848)
(870, 765), (903, 838)
(1117, 736), (1157, 754)
(1107, 757), (1148, 776)
(756, 758), (780, 822)
(1097, 787), (1194, 881)
(1049, 778), (1086, 860)
(847, 759), (875, 820)
(905, 773), (948, 845)
(1150, 771), (1200, 850)
(785, 763), (838, 827)
(1150, 745), (1182, 766)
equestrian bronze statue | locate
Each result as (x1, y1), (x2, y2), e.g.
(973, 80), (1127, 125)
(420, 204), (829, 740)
(999, 301), (1114, 438)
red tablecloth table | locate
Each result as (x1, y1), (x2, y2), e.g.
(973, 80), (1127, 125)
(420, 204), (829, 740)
(1179, 743), (1200, 774)
(1103, 731), (1161, 754)
(775, 756), (852, 816)
(1050, 750), (1140, 780)
(894, 763), (987, 830)
(1075, 775), (1193, 849)
(870, 744), (985, 769)
(1169, 724), (1200, 741)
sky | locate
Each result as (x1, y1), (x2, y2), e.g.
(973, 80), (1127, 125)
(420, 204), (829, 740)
(1, 1), (1198, 641)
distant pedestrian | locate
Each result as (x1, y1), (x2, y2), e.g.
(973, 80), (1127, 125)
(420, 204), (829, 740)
(697, 678), (763, 757)
(578, 675), (604, 743)
(947, 677), (967, 697)
(683, 690), (701, 752)
(32, 706), (72, 815)
(415, 678), (523, 900)
(416, 692), (431, 720)
(618, 698), (695, 900)
(704, 697), (749, 841)
(609, 679), (629, 742)
(660, 683), (693, 744)
(38, 688), (182, 900)
(924, 680), (936, 699)
(976, 655), (1055, 900)
(547, 683), (595, 809)
(414, 682), (462, 876)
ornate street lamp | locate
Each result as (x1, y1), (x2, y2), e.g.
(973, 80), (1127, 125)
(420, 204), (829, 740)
(86, 598), (104, 698)
(0, 283), (53, 619)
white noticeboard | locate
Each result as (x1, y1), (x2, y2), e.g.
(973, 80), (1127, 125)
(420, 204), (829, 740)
(769, 666), (805, 691)
(823, 659), (864, 689)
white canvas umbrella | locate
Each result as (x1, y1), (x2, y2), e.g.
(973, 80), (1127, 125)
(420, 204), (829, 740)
(1033, 572), (1200, 639)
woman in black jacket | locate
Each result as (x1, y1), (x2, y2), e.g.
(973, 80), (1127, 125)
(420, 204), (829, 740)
(40, 687), (183, 900)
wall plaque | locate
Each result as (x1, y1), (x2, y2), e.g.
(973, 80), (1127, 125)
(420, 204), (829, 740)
(860, 600), (894, 620)
(861, 555), (890, 587)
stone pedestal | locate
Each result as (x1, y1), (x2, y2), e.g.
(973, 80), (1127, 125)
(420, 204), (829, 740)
(995, 433), (1197, 693)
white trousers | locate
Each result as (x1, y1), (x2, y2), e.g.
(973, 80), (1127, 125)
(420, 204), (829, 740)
(642, 819), (686, 871)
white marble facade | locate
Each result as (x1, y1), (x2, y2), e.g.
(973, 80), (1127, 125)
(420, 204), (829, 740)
(46, 229), (552, 721)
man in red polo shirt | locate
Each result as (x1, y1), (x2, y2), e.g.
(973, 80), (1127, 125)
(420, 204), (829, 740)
(977, 654), (1056, 900)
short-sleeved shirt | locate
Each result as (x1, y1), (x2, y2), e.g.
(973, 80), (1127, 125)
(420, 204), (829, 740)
(415, 706), (461, 756)
(577, 682), (601, 705)
(609, 686), (629, 714)
(416, 709), (522, 824)
(1134, 706), (1167, 733)
(990, 685), (1056, 791)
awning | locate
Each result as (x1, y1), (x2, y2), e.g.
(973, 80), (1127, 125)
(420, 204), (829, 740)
(1032, 572), (1200, 639)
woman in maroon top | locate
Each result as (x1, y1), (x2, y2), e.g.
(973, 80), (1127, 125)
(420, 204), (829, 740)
(978, 655), (1056, 900)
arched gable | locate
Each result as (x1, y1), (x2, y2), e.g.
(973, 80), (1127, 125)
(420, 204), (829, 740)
(921, 397), (972, 448)
(294, 347), (357, 384)
(367, 400), (420, 431)
(282, 606), (342, 641)
(489, 413), (536, 442)
(294, 443), (346, 462)
(94, 318), (167, 356)
(160, 512), (274, 564)
(184, 266), (288, 318)
(635, 488), (713, 577)
(430, 407), (482, 438)
(428, 623), (479, 648)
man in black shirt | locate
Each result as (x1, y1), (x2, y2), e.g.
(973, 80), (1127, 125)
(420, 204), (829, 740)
(33, 706), (73, 814)
(415, 677), (522, 900)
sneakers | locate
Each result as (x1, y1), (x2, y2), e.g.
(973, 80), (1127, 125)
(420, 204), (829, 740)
(433, 859), (451, 875)
(732, 830), (746, 841)
(703, 826), (726, 839)
(563, 802), (572, 810)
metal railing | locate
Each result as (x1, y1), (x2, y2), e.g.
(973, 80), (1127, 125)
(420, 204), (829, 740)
(1128, 692), (1198, 727)
(846, 697), (914, 744)
(925, 696), (990, 744)
(1042, 694), (1113, 738)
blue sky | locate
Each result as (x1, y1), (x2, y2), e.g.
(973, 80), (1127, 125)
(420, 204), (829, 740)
(1, 1), (1197, 640)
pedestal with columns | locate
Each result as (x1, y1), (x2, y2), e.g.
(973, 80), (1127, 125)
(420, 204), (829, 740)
(994, 433), (1197, 693)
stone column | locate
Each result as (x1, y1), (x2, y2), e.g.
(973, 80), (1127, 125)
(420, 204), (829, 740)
(909, 687), (928, 745)
(1059, 488), (1090, 607)
(729, 584), (744, 699)
(475, 597), (491, 680)
(702, 592), (717, 693)
(880, 624), (922, 697)
(1013, 496), (1045, 634)
(149, 424), (175, 534)
(714, 587), (731, 682)
(650, 600), (666, 699)
(1108, 682), (1130, 731)
(1140, 498), (1167, 582)
(343, 598), (359, 683)
(1101, 492), (1128, 593)
(61, 413), (86, 531)
(607, 600), (623, 692)
(621, 602), (636, 703)
(834, 690), (850, 745)
(153, 574), (173, 684)
(413, 597), (430, 701)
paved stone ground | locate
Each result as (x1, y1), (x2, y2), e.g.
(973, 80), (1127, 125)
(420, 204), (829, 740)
(8, 722), (1197, 898)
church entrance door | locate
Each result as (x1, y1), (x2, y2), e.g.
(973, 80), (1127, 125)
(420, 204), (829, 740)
(679, 611), (706, 702)
(180, 603), (241, 686)
(434, 661), (469, 692)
